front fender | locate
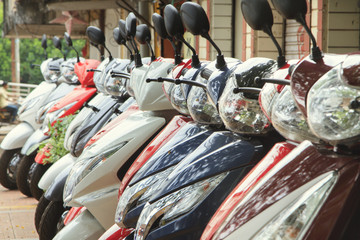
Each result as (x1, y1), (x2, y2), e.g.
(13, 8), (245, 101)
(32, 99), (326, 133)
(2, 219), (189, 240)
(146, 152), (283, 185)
(53, 209), (105, 240)
(0, 122), (35, 150)
(38, 153), (77, 190)
(20, 128), (48, 155)
(44, 164), (74, 202)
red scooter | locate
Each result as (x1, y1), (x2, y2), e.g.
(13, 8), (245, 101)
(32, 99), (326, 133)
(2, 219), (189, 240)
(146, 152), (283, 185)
(201, 0), (360, 239)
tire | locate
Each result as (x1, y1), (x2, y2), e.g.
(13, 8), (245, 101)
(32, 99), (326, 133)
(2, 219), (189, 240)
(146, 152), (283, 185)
(16, 153), (36, 197)
(38, 200), (68, 240)
(0, 148), (22, 189)
(34, 194), (50, 233)
(30, 163), (51, 200)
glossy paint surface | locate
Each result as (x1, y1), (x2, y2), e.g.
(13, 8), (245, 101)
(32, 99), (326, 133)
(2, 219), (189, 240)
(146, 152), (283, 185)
(149, 132), (261, 202)
(291, 54), (347, 116)
(119, 115), (192, 196)
(201, 141), (296, 240)
(98, 224), (133, 240)
(341, 53), (360, 87)
(129, 125), (211, 185)
(74, 59), (100, 86)
(214, 141), (358, 239)
(84, 104), (139, 148)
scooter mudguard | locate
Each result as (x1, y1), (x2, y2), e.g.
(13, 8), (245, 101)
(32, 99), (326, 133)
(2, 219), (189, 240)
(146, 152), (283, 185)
(121, 131), (252, 228)
(208, 141), (360, 240)
(201, 142), (296, 240)
(0, 122), (35, 150)
(138, 133), (267, 240)
(70, 97), (120, 157)
(64, 93), (109, 151)
(99, 224), (133, 240)
(38, 153), (77, 190)
(53, 209), (105, 240)
(119, 116), (194, 196)
(20, 128), (48, 156)
(44, 164), (73, 202)
(128, 126), (213, 185)
(47, 86), (97, 124)
(18, 81), (56, 129)
(68, 111), (166, 229)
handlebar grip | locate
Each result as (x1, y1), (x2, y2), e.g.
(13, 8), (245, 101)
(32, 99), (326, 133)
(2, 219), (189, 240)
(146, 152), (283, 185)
(200, 68), (213, 80)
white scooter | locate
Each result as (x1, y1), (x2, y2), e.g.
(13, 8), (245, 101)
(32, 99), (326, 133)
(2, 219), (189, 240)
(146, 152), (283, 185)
(0, 35), (63, 190)
(52, 15), (178, 240)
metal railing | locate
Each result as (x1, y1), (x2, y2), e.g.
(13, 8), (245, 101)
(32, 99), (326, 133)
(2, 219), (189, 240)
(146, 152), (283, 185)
(7, 82), (38, 104)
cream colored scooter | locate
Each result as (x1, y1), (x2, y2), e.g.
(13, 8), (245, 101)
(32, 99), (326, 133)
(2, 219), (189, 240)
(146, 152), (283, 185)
(52, 14), (178, 240)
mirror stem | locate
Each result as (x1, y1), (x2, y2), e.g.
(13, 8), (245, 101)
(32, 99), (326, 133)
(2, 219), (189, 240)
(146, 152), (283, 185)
(44, 49), (48, 60)
(296, 16), (323, 62)
(177, 36), (200, 68)
(103, 45), (113, 61)
(71, 46), (80, 63)
(146, 42), (156, 61)
(203, 34), (226, 69)
(264, 26), (286, 68)
(169, 39), (182, 65)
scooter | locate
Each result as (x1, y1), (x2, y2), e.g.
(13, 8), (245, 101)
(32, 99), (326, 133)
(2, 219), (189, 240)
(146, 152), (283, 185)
(49, 13), (179, 239)
(33, 28), (134, 235)
(15, 38), (100, 199)
(30, 30), (133, 201)
(0, 35), (60, 190)
(200, 0), (360, 239)
(98, 4), (278, 240)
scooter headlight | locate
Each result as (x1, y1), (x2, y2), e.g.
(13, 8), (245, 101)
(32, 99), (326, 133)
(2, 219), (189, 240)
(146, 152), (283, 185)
(307, 64), (360, 145)
(43, 102), (77, 128)
(251, 172), (337, 240)
(63, 142), (128, 205)
(272, 86), (320, 143)
(259, 83), (281, 121)
(105, 72), (129, 97)
(135, 173), (227, 240)
(93, 58), (110, 93)
(115, 166), (176, 227)
(18, 96), (41, 115)
(187, 78), (222, 125)
(219, 74), (270, 134)
(35, 100), (57, 124)
(171, 84), (190, 115)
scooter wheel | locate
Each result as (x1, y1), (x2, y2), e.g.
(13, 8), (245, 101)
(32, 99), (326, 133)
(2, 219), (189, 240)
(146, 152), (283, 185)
(0, 148), (22, 189)
(16, 153), (36, 197)
(38, 200), (69, 240)
(30, 163), (51, 200)
(35, 194), (50, 233)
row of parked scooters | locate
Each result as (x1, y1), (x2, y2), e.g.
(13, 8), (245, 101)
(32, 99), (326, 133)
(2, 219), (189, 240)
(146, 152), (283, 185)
(0, 0), (359, 239)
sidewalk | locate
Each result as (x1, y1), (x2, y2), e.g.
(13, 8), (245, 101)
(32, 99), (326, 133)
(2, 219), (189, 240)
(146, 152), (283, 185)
(0, 185), (38, 240)
(0, 124), (38, 240)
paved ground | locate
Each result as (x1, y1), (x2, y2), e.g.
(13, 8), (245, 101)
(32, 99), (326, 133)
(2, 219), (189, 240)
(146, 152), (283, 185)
(0, 125), (38, 240)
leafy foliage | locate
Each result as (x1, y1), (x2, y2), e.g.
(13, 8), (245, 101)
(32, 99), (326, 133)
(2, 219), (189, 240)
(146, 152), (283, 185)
(0, 1), (86, 84)
(38, 113), (77, 164)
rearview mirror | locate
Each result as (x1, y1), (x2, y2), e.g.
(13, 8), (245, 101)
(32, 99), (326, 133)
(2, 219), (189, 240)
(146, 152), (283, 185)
(135, 24), (151, 44)
(41, 34), (47, 49)
(52, 36), (61, 50)
(64, 32), (73, 47)
(271, 0), (307, 22)
(113, 27), (126, 45)
(136, 24), (155, 61)
(86, 26), (106, 45)
(119, 19), (128, 39)
(180, 2), (209, 36)
(126, 12), (137, 38)
(180, 2), (225, 68)
(152, 13), (170, 40)
(241, 0), (285, 67)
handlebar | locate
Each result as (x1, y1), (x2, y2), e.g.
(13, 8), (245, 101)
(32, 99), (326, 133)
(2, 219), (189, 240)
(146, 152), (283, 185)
(254, 76), (290, 85)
